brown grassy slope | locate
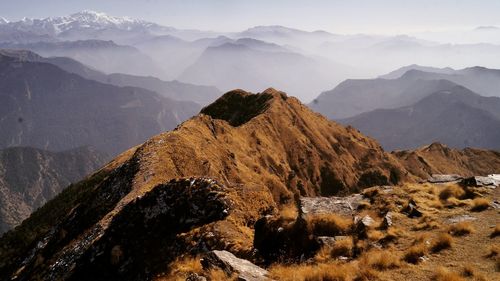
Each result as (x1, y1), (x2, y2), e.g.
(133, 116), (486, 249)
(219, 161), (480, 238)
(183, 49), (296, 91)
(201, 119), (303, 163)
(2, 88), (500, 281)
(394, 142), (500, 178)
(0, 88), (406, 280)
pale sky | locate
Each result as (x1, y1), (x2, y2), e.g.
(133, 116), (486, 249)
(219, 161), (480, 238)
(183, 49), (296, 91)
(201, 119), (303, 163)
(1, 0), (499, 34)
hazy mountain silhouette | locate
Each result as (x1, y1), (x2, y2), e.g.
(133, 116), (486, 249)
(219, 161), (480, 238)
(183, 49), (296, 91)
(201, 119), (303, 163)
(0, 49), (221, 106)
(340, 86), (500, 150)
(0, 50), (199, 156)
(0, 40), (165, 78)
(179, 42), (351, 101)
(309, 73), (460, 119)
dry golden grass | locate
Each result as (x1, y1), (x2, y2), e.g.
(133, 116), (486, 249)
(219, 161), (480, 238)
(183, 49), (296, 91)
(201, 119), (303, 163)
(359, 249), (400, 270)
(403, 243), (427, 264)
(431, 233), (453, 253)
(208, 269), (234, 280)
(367, 229), (385, 242)
(306, 213), (352, 236)
(488, 244), (500, 257)
(491, 224), (500, 238)
(330, 238), (354, 258)
(461, 264), (476, 277)
(443, 197), (469, 208)
(448, 221), (475, 237)
(434, 267), (466, 281)
(412, 215), (440, 231)
(439, 185), (466, 201)
(470, 198), (490, 212)
(167, 255), (202, 277)
(269, 262), (352, 281)
(382, 226), (407, 243)
(279, 203), (298, 221)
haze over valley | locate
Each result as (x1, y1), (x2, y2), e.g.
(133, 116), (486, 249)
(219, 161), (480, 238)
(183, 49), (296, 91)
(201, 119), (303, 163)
(0, 1), (499, 280)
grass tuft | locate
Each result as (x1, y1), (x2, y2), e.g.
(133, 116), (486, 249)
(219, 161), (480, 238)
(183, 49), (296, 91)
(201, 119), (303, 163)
(491, 224), (500, 238)
(470, 198), (490, 212)
(431, 233), (453, 253)
(403, 243), (427, 264)
(306, 213), (352, 236)
(448, 222), (474, 237)
(434, 267), (466, 281)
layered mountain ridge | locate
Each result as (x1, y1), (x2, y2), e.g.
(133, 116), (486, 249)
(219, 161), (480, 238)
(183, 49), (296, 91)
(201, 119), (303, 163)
(1, 88), (499, 280)
(0, 50), (199, 156)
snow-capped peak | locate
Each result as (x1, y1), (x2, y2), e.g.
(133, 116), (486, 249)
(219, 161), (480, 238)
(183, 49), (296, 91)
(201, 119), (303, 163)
(0, 17), (9, 24)
(67, 10), (145, 26)
(3, 10), (167, 35)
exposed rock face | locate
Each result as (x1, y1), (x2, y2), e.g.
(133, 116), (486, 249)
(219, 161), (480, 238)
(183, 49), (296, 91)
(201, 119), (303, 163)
(0, 146), (106, 234)
(428, 174), (463, 183)
(300, 194), (363, 216)
(202, 250), (271, 281)
(461, 176), (500, 187)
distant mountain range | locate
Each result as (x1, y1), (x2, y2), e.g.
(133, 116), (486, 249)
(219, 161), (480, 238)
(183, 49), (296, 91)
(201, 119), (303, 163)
(340, 86), (500, 150)
(0, 50), (200, 156)
(0, 48), (220, 105)
(0, 146), (106, 234)
(178, 42), (351, 100)
(311, 65), (500, 150)
(3, 11), (500, 101)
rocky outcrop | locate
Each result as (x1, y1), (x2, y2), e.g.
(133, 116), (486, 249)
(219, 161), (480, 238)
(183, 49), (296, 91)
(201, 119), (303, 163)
(300, 194), (364, 216)
(428, 174), (463, 183)
(201, 250), (271, 281)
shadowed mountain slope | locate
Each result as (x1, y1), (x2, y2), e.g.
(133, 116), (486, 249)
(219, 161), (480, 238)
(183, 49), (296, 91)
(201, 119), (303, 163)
(0, 51), (199, 156)
(0, 146), (106, 234)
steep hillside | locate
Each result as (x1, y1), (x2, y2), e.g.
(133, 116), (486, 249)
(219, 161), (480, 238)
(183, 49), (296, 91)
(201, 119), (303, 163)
(1, 89), (498, 281)
(340, 86), (500, 150)
(0, 88), (408, 280)
(0, 51), (199, 156)
(0, 146), (106, 234)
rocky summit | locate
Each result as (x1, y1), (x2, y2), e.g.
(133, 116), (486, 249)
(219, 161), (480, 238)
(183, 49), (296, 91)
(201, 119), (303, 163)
(0, 89), (499, 281)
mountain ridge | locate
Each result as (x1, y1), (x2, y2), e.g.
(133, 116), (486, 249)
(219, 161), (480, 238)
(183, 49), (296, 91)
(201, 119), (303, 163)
(1, 88), (500, 280)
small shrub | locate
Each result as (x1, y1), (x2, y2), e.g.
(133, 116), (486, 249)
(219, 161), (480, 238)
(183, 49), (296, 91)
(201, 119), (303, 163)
(403, 244), (427, 264)
(488, 244), (499, 257)
(359, 250), (400, 270)
(412, 215), (440, 231)
(306, 214), (352, 236)
(434, 267), (466, 281)
(492, 224), (500, 238)
(431, 233), (453, 253)
(439, 185), (465, 201)
(448, 222), (474, 236)
(470, 198), (490, 212)
(280, 204), (298, 221)
(331, 238), (353, 258)
(367, 230), (385, 242)
(461, 265), (475, 277)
